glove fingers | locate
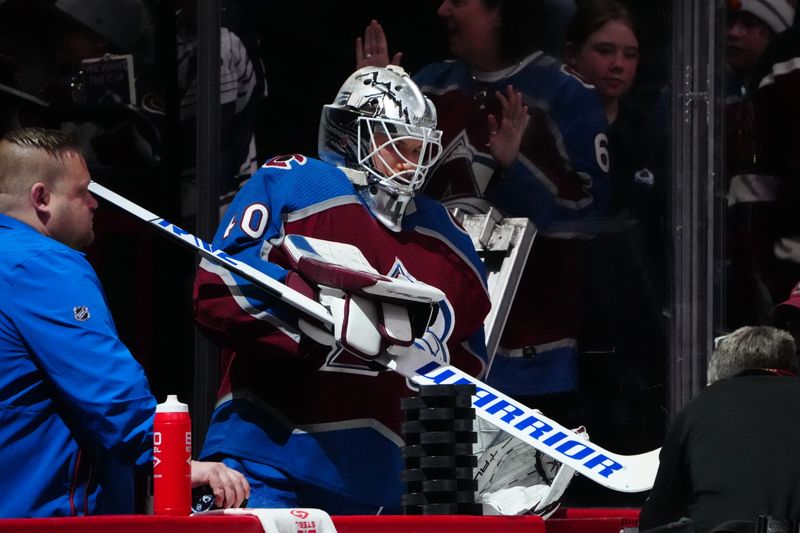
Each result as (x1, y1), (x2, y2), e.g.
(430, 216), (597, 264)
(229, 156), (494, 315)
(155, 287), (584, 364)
(341, 294), (383, 358)
(379, 301), (413, 346)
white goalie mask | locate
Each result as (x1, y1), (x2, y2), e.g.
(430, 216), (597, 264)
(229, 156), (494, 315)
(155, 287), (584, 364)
(319, 65), (443, 231)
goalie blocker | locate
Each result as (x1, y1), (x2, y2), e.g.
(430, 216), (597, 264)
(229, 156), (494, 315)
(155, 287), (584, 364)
(282, 235), (442, 360)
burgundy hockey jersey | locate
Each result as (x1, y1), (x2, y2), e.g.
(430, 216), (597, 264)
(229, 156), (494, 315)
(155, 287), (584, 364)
(193, 155), (490, 507)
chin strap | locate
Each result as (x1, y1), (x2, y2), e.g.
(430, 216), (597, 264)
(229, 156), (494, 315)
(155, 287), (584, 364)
(357, 184), (413, 232)
(338, 166), (369, 186)
(337, 165), (415, 232)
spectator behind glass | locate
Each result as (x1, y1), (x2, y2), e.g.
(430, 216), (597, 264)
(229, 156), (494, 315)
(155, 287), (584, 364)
(724, 0), (794, 328)
(173, 0), (268, 219)
(356, 0), (610, 421)
(562, 0), (667, 451)
(29, 0), (268, 217)
(27, 0), (160, 175)
(771, 281), (800, 348)
(641, 325), (800, 533)
(746, 9), (800, 318)
(565, 0), (639, 125)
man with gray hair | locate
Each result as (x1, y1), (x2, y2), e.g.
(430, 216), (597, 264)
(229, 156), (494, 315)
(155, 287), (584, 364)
(0, 127), (248, 517)
(707, 325), (798, 383)
(641, 325), (800, 533)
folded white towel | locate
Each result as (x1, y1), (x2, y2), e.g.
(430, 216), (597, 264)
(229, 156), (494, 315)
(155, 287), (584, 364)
(194, 507), (338, 533)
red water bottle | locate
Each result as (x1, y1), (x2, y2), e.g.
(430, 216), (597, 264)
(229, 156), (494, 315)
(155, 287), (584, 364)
(153, 394), (192, 515)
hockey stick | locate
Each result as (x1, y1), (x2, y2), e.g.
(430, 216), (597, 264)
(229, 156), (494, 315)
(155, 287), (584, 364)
(88, 181), (334, 328)
(90, 181), (659, 493)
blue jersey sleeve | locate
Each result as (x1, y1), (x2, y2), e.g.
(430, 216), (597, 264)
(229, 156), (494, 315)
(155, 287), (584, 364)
(12, 249), (154, 466)
(194, 155), (362, 352)
(205, 156), (354, 325)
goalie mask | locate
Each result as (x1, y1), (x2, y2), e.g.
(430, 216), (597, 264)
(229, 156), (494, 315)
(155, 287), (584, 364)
(319, 65), (443, 232)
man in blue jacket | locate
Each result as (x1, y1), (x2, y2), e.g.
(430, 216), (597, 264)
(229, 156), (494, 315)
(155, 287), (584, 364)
(0, 127), (249, 517)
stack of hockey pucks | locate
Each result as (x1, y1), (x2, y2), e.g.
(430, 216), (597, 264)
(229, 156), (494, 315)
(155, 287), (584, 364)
(400, 383), (482, 515)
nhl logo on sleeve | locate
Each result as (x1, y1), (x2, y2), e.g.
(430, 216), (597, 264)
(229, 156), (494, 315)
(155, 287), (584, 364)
(73, 306), (91, 322)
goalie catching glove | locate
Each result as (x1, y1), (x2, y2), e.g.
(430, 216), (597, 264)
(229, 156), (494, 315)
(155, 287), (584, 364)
(282, 235), (443, 360)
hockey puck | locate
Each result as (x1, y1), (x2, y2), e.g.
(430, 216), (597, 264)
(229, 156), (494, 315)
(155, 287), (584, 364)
(419, 503), (460, 514)
(416, 431), (478, 445)
(401, 490), (478, 506)
(404, 454), (478, 469)
(408, 407), (475, 421)
(401, 443), (475, 458)
(420, 478), (478, 492)
(400, 395), (473, 410)
(400, 466), (475, 482)
(418, 384), (477, 397)
(401, 419), (474, 434)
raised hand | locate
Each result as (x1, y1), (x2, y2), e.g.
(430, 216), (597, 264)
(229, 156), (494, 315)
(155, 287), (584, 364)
(487, 85), (530, 169)
(355, 19), (403, 69)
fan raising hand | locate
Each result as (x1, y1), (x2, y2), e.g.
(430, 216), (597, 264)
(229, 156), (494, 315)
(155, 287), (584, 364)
(487, 85), (530, 169)
(355, 19), (403, 69)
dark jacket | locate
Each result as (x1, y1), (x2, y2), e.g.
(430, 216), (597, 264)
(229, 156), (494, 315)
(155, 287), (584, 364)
(641, 372), (800, 533)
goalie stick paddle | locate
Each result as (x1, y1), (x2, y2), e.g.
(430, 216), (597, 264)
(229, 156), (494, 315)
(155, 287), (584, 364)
(90, 181), (659, 493)
(377, 349), (659, 493)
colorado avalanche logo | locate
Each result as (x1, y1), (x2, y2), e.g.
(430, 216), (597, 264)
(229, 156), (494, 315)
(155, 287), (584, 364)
(73, 306), (90, 322)
(425, 130), (496, 200)
(388, 260), (453, 365)
(263, 154), (307, 170)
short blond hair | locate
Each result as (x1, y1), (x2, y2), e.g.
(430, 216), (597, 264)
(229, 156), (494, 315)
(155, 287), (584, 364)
(0, 128), (81, 209)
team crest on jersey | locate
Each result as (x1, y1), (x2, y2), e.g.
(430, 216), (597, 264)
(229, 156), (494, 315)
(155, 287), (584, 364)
(388, 260), (453, 363)
(429, 131), (495, 199)
(321, 259), (454, 378)
(73, 306), (90, 322)
(263, 154), (307, 170)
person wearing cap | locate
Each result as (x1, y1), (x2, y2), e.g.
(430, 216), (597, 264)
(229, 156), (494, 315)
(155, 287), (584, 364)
(727, 0), (794, 81)
(45, 0), (268, 217)
(27, 0), (160, 181)
(725, 0), (796, 328)
(37, 0), (154, 108)
(771, 281), (800, 346)
(747, 10), (800, 318)
(641, 325), (800, 533)
(50, 0), (150, 66)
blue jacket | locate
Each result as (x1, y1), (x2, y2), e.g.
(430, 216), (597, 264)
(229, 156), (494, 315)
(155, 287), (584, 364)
(0, 213), (155, 517)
